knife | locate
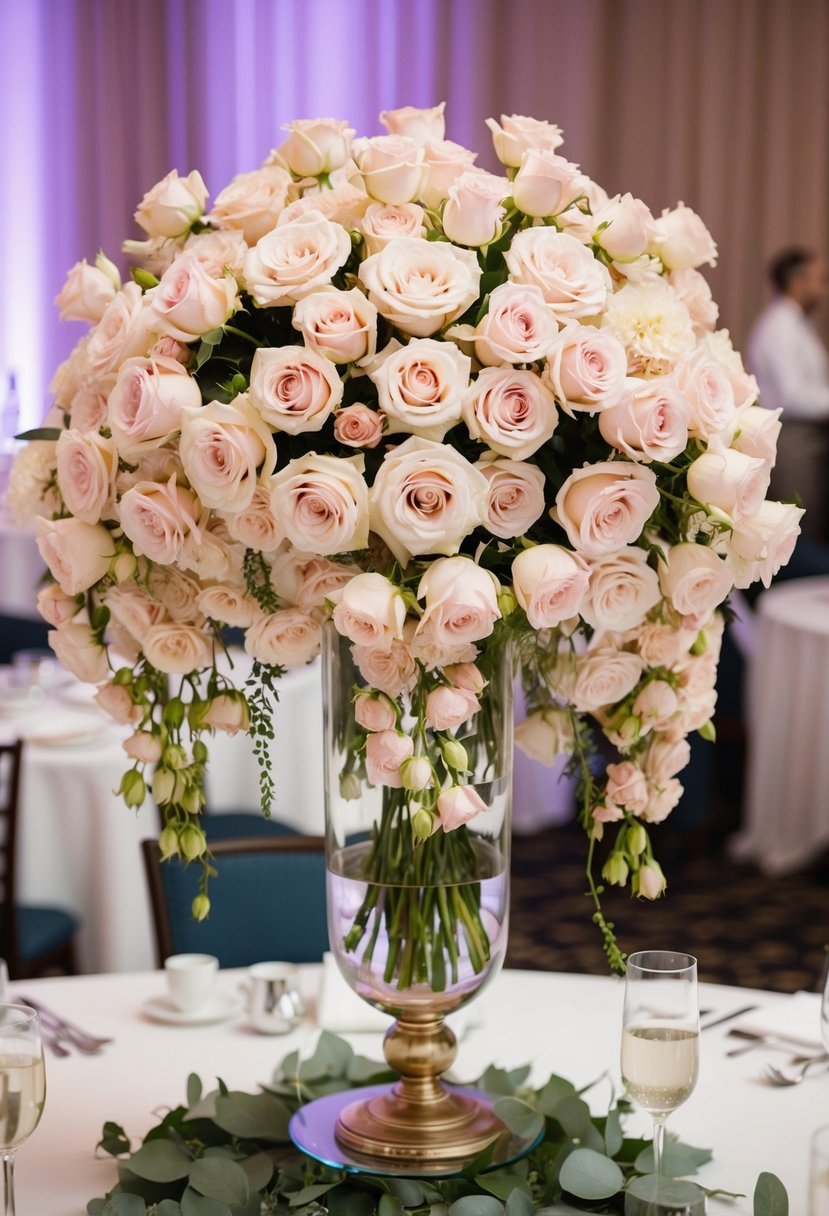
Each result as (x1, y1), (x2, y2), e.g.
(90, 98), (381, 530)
(699, 1004), (758, 1031)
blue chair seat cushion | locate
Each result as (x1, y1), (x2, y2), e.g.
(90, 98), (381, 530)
(0, 905), (78, 963)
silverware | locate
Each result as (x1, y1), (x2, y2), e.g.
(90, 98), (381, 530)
(763, 1055), (829, 1086)
(42, 1032), (70, 1059)
(18, 995), (112, 1053)
(699, 1004), (759, 1032)
(726, 1032), (815, 1058)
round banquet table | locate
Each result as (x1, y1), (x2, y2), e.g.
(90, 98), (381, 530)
(733, 575), (829, 874)
(13, 966), (822, 1214)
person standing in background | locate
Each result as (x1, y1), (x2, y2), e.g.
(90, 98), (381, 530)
(747, 248), (829, 544)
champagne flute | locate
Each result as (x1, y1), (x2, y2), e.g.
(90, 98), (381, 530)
(0, 1006), (46, 1216)
(621, 951), (699, 1176)
(820, 953), (829, 1056)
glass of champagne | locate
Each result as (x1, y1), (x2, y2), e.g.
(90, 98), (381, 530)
(621, 951), (699, 1176)
(0, 1006), (46, 1216)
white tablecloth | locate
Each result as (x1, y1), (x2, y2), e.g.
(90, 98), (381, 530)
(734, 576), (829, 873)
(14, 967), (822, 1214)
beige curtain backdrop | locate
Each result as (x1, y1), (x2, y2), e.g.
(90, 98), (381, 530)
(3, 0), (829, 420)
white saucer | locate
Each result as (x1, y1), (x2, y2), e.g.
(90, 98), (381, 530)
(142, 991), (243, 1026)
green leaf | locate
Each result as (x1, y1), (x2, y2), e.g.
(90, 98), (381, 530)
(187, 1074), (202, 1108)
(16, 427), (62, 442)
(754, 1172), (789, 1216)
(535, 1074), (576, 1116)
(327, 1189), (376, 1216)
(97, 1121), (131, 1156)
(180, 1188), (232, 1216)
(185, 1090), (218, 1121)
(298, 1032), (354, 1081)
(448, 1197), (505, 1216)
(127, 1138), (192, 1182)
(288, 1182), (340, 1206)
(201, 328), (225, 345)
(130, 267), (160, 290)
(476, 1172), (531, 1204)
(379, 1195), (404, 1216)
(110, 1197), (147, 1216)
(239, 1151), (273, 1192)
(195, 341), (217, 372)
(634, 1138), (713, 1177)
(604, 1105), (623, 1157)
(189, 1157), (249, 1206)
(553, 1095), (604, 1152)
(213, 1091), (290, 1141)
(86, 1202), (106, 1216)
(277, 1049), (299, 1081)
(386, 1179), (427, 1206)
(504, 1190), (534, 1216)
(479, 1065), (531, 1096)
(156, 1203), (183, 1216)
(345, 1053), (395, 1085)
(492, 1097), (544, 1142)
(559, 1147), (624, 1201)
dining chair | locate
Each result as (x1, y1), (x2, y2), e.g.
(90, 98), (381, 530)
(141, 833), (329, 968)
(0, 615), (51, 666)
(0, 741), (79, 979)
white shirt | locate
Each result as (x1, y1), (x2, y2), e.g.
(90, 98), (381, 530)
(746, 295), (829, 420)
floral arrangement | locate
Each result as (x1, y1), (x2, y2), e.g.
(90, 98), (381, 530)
(10, 104), (801, 967)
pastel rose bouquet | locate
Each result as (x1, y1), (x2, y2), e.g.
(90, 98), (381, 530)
(10, 103), (801, 972)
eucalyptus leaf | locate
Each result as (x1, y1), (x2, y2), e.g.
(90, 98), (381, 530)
(754, 1172), (789, 1216)
(559, 1147), (624, 1201)
(289, 1182), (341, 1207)
(87, 1202), (106, 1216)
(213, 1091), (290, 1141)
(327, 1187), (376, 1216)
(298, 1031), (354, 1081)
(187, 1074), (202, 1108)
(189, 1157), (249, 1206)
(476, 1172), (531, 1204)
(97, 1121), (131, 1157)
(479, 1065), (531, 1096)
(239, 1151), (273, 1192)
(156, 1203), (183, 1216)
(127, 1139), (192, 1182)
(180, 1187), (232, 1216)
(378, 1194), (404, 1216)
(634, 1138), (713, 1177)
(604, 1106), (623, 1157)
(448, 1197), (505, 1216)
(184, 1091), (219, 1122)
(345, 1054), (396, 1085)
(535, 1075), (576, 1117)
(386, 1179), (426, 1206)
(504, 1190), (534, 1216)
(492, 1097), (544, 1142)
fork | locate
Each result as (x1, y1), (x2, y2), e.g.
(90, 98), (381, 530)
(763, 1055), (829, 1086)
(18, 996), (112, 1053)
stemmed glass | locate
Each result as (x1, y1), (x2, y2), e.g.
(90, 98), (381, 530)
(820, 954), (829, 1057)
(621, 951), (699, 1176)
(0, 1006), (46, 1215)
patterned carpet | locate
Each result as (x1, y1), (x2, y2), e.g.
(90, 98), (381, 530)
(506, 815), (829, 993)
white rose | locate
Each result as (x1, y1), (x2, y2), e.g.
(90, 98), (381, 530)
(271, 452), (369, 556)
(370, 338), (471, 441)
(727, 500), (805, 589)
(332, 572), (406, 650)
(134, 169), (208, 238)
(688, 448), (770, 527)
(150, 253), (238, 342)
(602, 278), (695, 376)
(598, 376), (691, 463)
(55, 258), (119, 323)
(248, 345), (344, 434)
(6, 441), (60, 526)
(244, 609), (321, 668)
(478, 457), (546, 539)
(209, 166), (292, 243)
(669, 268), (718, 334)
(107, 355), (203, 462)
(224, 483), (283, 552)
(485, 114), (564, 168)
(442, 171), (509, 247)
(543, 324), (628, 414)
(368, 436), (488, 566)
(729, 405), (782, 464)
(276, 118), (354, 177)
(142, 623), (212, 674)
(243, 210), (351, 307)
(118, 475), (202, 565)
(633, 680), (680, 731)
(674, 345), (736, 440)
(635, 621), (696, 669)
(555, 461), (660, 557)
(292, 287), (378, 364)
(505, 228), (610, 321)
(512, 150), (588, 218)
(196, 584), (259, 628)
(55, 429), (118, 525)
(35, 516), (115, 596)
(701, 330), (758, 411)
(474, 283), (558, 366)
(658, 542), (733, 616)
(294, 556), (362, 616)
(652, 203), (718, 270)
(593, 193), (654, 262)
(515, 707), (575, 763)
(87, 283), (157, 377)
(380, 103), (446, 144)
(512, 544), (590, 629)
(642, 734), (691, 784)
(353, 135), (427, 205)
(185, 228), (248, 277)
(48, 624), (108, 684)
(417, 556), (501, 646)
(359, 202), (426, 255)
(277, 180), (369, 230)
(462, 367), (558, 461)
(583, 547), (662, 632)
(571, 647), (644, 713)
(359, 237), (481, 338)
(421, 139), (477, 209)
(180, 395), (277, 513)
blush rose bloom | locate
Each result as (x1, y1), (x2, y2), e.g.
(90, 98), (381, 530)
(134, 169), (207, 238)
(248, 345), (344, 434)
(333, 404), (385, 449)
(123, 731), (163, 764)
(209, 166), (292, 243)
(370, 338), (471, 441)
(108, 355), (203, 463)
(6, 440), (60, 526)
(514, 707), (576, 764)
(605, 760), (649, 814)
(593, 193), (654, 262)
(642, 734), (691, 784)
(142, 623), (213, 675)
(365, 730), (414, 787)
(555, 461), (660, 558)
(674, 346), (737, 440)
(421, 139), (477, 209)
(512, 149), (588, 217)
(658, 543), (734, 617)
(48, 624), (109, 684)
(442, 171), (508, 247)
(417, 556), (501, 645)
(56, 258), (119, 323)
(224, 483), (283, 552)
(150, 254), (238, 342)
(353, 134), (427, 205)
(425, 685), (479, 731)
(633, 680), (680, 731)
(243, 210), (351, 307)
(360, 202), (426, 255)
(504, 228), (610, 321)
(35, 517), (116, 596)
(277, 118), (354, 176)
(380, 103), (446, 144)
(332, 572), (406, 650)
(56, 428), (118, 525)
(359, 237), (481, 337)
(462, 367), (558, 461)
(292, 287), (378, 365)
(86, 283), (157, 377)
(485, 114), (564, 167)
(36, 585), (82, 629)
(512, 544), (590, 629)
(291, 556), (362, 616)
(687, 448), (770, 525)
(669, 268), (718, 333)
(352, 640), (417, 697)
(368, 436), (489, 566)
(478, 457), (546, 539)
(727, 500), (805, 589)
(543, 325), (628, 414)
(147, 567), (202, 622)
(197, 584), (260, 628)
(95, 681), (142, 726)
(437, 784), (487, 831)
(104, 583), (167, 646)
(571, 647), (644, 713)
(118, 475), (202, 564)
(652, 203), (718, 270)
(354, 691), (397, 733)
(582, 547), (662, 632)
(635, 621), (696, 670)
(244, 609), (321, 667)
(729, 405), (782, 464)
(271, 452), (369, 555)
(474, 283), (558, 366)
(598, 377), (691, 463)
(179, 395), (277, 513)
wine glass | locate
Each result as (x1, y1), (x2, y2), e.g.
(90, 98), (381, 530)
(0, 1005), (46, 1215)
(819, 953), (829, 1056)
(621, 951), (699, 1176)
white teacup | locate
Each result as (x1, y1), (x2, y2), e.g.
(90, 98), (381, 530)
(165, 953), (218, 1012)
(246, 962), (305, 1034)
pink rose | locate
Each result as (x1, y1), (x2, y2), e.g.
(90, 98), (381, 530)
(150, 253), (238, 342)
(142, 624), (212, 674)
(729, 406), (782, 464)
(198, 692), (250, 735)
(598, 377), (691, 463)
(185, 227), (248, 279)
(442, 171), (508, 247)
(417, 556), (501, 646)
(571, 647), (644, 712)
(687, 448), (770, 525)
(512, 544), (590, 629)
(701, 331), (758, 411)
(95, 681), (142, 726)
(56, 429), (118, 525)
(209, 166), (292, 243)
(512, 150), (588, 218)
(658, 543), (733, 616)
(425, 685), (479, 732)
(514, 707), (575, 764)
(365, 730), (414, 787)
(544, 325), (628, 414)
(352, 640), (417, 698)
(86, 283), (156, 377)
(642, 735), (691, 784)
(123, 731), (164, 764)
(370, 338), (471, 442)
(727, 500), (804, 589)
(292, 288), (378, 365)
(149, 336), (191, 365)
(485, 114), (564, 168)
(669, 269), (718, 333)
(243, 210), (351, 307)
(353, 135), (427, 205)
(474, 283), (558, 366)
(478, 457), (546, 540)
(244, 609), (321, 668)
(354, 692), (397, 733)
(107, 355), (202, 462)
(56, 258), (118, 323)
(37, 585), (82, 629)
(380, 103), (446, 145)
(271, 452), (368, 556)
(463, 367), (558, 461)
(504, 229), (610, 321)
(593, 193), (654, 262)
(276, 118), (354, 177)
(633, 680), (679, 730)
(179, 395), (276, 513)
(437, 784), (487, 831)
(652, 203), (717, 270)
(48, 624), (109, 684)
(224, 483), (283, 552)
(332, 572), (406, 650)
(248, 345), (343, 434)
(555, 461), (660, 557)
(333, 404), (385, 449)
(640, 778), (684, 825)
(636, 862), (667, 899)
(104, 583), (168, 644)
(674, 346), (736, 440)
(421, 139), (477, 209)
(359, 202), (426, 256)
(134, 169), (207, 238)
(68, 383), (111, 433)
(605, 761), (649, 813)
(118, 475), (202, 565)
(293, 557), (362, 616)
(444, 662), (487, 694)
(277, 180), (369, 230)
(197, 585), (260, 628)
(635, 622), (696, 670)
(582, 547), (661, 632)
(359, 238), (481, 337)
(35, 517), (116, 596)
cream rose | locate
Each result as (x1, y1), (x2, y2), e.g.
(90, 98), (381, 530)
(87, 283), (157, 377)
(146, 567), (201, 623)
(353, 134), (427, 205)
(674, 346), (736, 440)
(271, 452), (369, 555)
(35, 517), (115, 596)
(333, 404), (385, 449)
(36, 585), (82, 629)
(652, 203), (718, 270)
(727, 500), (805, 589)
(209, 166), (292, 243)
(352, 640), (417, 697)
(359, 202), (426, 255)
(544, 325), (628, 414)
(68, 383), (111, 433)
(48, 624), (108, 684)
(462, 367), (558, 461)
(514, 707), (575, 764)
(485, 114), (564, 167)
(365, 730), (414, 788)
(104, 583), (167, 645)
(134, 169), (207, 238)
(602, 278), (695, 376)
(474, 283), (558, 366)
(244, 609), (321, 668)
(368, 436), (489, 565)
(417, 556), (501, 645)
(635, 622), (696, 670)
(598, 377), (691, 463)
(185, 229), (248, 277)
(642, 734), (691, 784)
(478, 457), (546, 539)
(294, 557), (361, 617)
(605, 761), (649, 813)
(277, 180), (369, 230)
(122, 731), (163, 764)
(108, 355), (202, 462)
(512, 150), (587, 218)
(730, 405), (782, 464)
(277, 118), (354, 177)
(593, 193), (654, 263)
(633, 680), (680, 731)
(150, 253), (238, 342)
(292, 287), (378, 364)
(118, 475), (201, 565)
(571, 647), (644, 713)
(504, 228), (610, 320)
(669, 268), (718, 333)
(442, 171), (508, 247)
(56, 258), (119, 323)
(512, 544), (590, 629)
(687, 448), (770, 525)
(5, 441), (60, 526)
(370, 338), (471, 441)
(354, 691), (397, 733)
(437, 784), (487, 831)
(358, 238), (481, 338)
(243, 210), (351, 307)
(197, 584), (260, 628)
(142, 623), (212, 674)
(179, 395), (277, 513)
(223, 483), (283, 552)
(555, 461), (660, 557)
(380, 103), (446, 144)
(332, 572), (406, 650)
(658, 543), (734, 616)
(582, 547), (661, 632)
(95, 681), (142, 726)
(56, 429), (118, 525)
(248, 345), (343, 434)
(425, 685), (479, 732)
(702, 330), (758, 411)
(421, 139), (477, 209)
